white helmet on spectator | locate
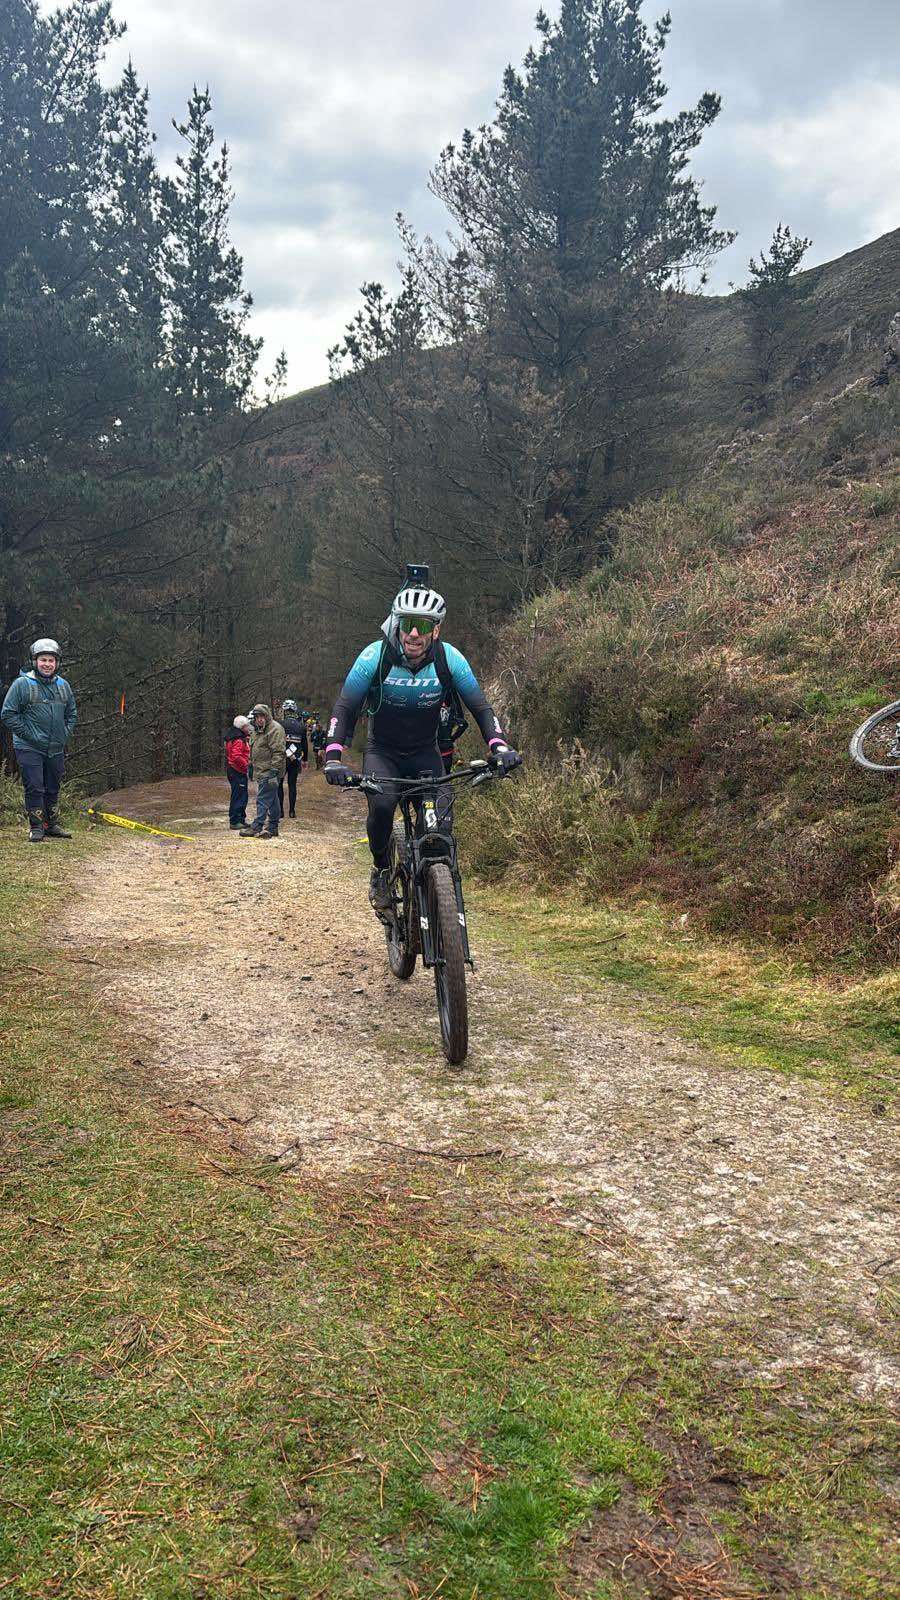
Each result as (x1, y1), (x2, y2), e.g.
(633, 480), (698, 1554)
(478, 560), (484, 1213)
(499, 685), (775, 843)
(31, 637), (61, 662)
(391, 587), (447, 629)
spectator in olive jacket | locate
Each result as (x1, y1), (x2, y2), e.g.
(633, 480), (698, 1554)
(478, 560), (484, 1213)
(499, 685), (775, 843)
(239, 704), (285, 839)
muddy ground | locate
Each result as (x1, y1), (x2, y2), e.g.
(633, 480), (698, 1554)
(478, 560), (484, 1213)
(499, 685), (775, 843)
(68, 774), (898, 1405)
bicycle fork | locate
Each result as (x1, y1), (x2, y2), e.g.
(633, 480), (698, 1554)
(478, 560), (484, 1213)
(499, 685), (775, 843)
(408, 795), (474, 970)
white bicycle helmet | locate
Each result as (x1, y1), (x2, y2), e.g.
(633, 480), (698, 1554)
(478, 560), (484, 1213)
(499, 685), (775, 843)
(391, 587), (447, 626)
(31, 637), (61, 661)
(282, 698), (299, 714)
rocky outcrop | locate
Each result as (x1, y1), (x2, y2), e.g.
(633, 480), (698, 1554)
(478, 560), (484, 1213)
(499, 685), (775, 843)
(872, 309), (900, 387)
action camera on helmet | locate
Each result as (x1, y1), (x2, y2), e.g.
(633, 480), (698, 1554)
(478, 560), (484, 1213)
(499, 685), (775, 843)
(404, 562), (430, 586)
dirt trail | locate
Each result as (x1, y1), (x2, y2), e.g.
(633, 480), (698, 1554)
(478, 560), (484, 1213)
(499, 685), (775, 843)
(65, 775), (898, 1402)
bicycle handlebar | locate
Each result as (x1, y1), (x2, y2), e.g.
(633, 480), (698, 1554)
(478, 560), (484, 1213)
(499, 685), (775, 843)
(343, 757), (517, 797)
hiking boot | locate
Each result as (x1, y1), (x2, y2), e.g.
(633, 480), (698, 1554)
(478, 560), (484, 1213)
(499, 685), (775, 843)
(368, 867), (392, 911)
(260, 827), (279, 840)
(43, 809), (71, 839)
(239, 822), (262, 837)
(27, 810), (45, 844)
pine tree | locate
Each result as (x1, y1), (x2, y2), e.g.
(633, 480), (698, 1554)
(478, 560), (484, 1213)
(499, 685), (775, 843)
(439, 0), (731, 336)
(335, 1), (733, 601)
(0, 0), (125, 761)
(328, 269), (428, 561)
(97, 60), (165, 358)
(161, 88), (268, 769)
(428, 0), (732, 577)
(0, 9), (275, 784)
(735, 223), (813, 411)
(162, 87), (261, 419)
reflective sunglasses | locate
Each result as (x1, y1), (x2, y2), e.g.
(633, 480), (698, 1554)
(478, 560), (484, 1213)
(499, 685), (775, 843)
(398, 614), (437, 635)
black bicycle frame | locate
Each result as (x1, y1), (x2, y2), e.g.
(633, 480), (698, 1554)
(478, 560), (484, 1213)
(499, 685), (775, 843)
(396, 784), (473, 969)
(351, 759), (505, 969)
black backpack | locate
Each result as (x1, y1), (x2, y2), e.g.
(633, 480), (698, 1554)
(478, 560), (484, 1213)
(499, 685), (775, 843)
(367, 638), (468, 743)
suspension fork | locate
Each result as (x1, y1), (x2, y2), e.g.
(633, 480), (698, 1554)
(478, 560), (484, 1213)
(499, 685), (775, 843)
(407, 789), (474, 969)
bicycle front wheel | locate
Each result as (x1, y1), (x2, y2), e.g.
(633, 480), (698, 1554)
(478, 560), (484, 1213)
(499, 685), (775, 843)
(850, 700), (900, 774)
(427, 862), (468, 1064)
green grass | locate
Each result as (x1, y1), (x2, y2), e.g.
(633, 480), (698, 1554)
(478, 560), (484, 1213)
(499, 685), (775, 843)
(470, 885), (899, 1104)
(1, 824), (896, 1597)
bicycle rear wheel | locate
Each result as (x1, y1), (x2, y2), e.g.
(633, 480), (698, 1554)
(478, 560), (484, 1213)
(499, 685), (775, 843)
(386, 822), (418, 979)
(850, 700), (900, 773)
(427, 862), (468, 1064)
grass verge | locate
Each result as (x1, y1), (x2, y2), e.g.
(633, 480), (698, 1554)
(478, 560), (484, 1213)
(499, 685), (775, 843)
(0, 824), (896, 1598)
(468, 884), (899, 1105)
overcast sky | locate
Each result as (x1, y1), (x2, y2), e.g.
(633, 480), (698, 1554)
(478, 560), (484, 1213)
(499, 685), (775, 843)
(94, 0), (900, 392)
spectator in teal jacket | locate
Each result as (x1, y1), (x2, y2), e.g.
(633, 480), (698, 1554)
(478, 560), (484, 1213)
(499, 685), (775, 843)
(1, 637), (77, 843)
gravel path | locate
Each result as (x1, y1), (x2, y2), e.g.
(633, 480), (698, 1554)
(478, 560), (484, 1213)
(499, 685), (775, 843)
(65, 775), (899, 1403)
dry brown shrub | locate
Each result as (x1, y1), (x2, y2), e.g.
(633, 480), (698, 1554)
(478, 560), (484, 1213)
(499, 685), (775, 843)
(484, 457), (899, 968)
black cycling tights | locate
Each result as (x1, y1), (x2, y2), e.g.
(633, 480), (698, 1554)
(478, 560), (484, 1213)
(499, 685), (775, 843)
(363, 744), (450, 866)
(278, 763), (300, 816)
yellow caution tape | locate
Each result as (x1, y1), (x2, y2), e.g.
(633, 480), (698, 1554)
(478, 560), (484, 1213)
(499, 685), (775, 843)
(86, 807), (195, 842)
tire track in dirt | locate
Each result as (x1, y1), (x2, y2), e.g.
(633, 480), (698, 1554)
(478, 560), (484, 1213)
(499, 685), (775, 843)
(64, 775), (899, 1403)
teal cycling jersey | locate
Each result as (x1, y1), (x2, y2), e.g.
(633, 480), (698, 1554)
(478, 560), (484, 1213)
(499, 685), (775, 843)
(328, 639), (505, 756)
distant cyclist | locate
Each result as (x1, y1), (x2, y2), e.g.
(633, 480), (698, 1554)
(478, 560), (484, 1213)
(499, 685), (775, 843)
(310, 719), (327, 769)
(438, 688), (468, 775)
(324, 573), (520, 908)
(278, 698), (309, 818)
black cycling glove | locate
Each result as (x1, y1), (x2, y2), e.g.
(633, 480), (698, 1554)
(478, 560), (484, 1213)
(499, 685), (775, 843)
(490, 745), (523, 773)
(324, 761), (357, 788)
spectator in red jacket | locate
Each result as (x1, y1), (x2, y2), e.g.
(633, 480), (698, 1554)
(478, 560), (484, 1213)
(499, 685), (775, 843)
(225, 715), (251, 829)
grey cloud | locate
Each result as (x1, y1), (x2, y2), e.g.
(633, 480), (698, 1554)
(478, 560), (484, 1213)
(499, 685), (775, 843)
(661, 1), (900, 286)
(663, 0), (900, 111)
(99, 0), (900, 385)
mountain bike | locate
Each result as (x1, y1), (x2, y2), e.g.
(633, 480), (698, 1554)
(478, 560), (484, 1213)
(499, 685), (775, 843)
(849, 700), (900, 774)
(348, 757), (518, 1064)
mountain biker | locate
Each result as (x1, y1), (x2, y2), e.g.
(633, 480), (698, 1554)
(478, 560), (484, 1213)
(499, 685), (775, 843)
(310, 719), (327, 768)
(1, 638), (77, 842)
(324, 582), (520, 908)
(239, 704), (286, 839)
(438, 688), (468, 775)
(278, 699), (309, 818)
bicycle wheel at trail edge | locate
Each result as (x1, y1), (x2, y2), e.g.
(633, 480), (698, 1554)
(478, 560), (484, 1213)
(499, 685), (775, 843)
(849, 700), (900, 774)
(385, 821), (418, 979)
(427, 861), (468, 1064)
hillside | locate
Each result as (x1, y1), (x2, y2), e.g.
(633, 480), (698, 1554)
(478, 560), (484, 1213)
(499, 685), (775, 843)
(253, 237), (900, 974)
(257, 228), (900, 720)
(267, 227), (900, 486)
(463, 376), (899, 971)
(661, 226), (900, 456)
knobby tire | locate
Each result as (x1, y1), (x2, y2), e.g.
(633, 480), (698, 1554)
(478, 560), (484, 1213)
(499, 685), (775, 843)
(849, 699), (900, 774)
(427, 861), (468, 1065)
(386, 821), (418, 979)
